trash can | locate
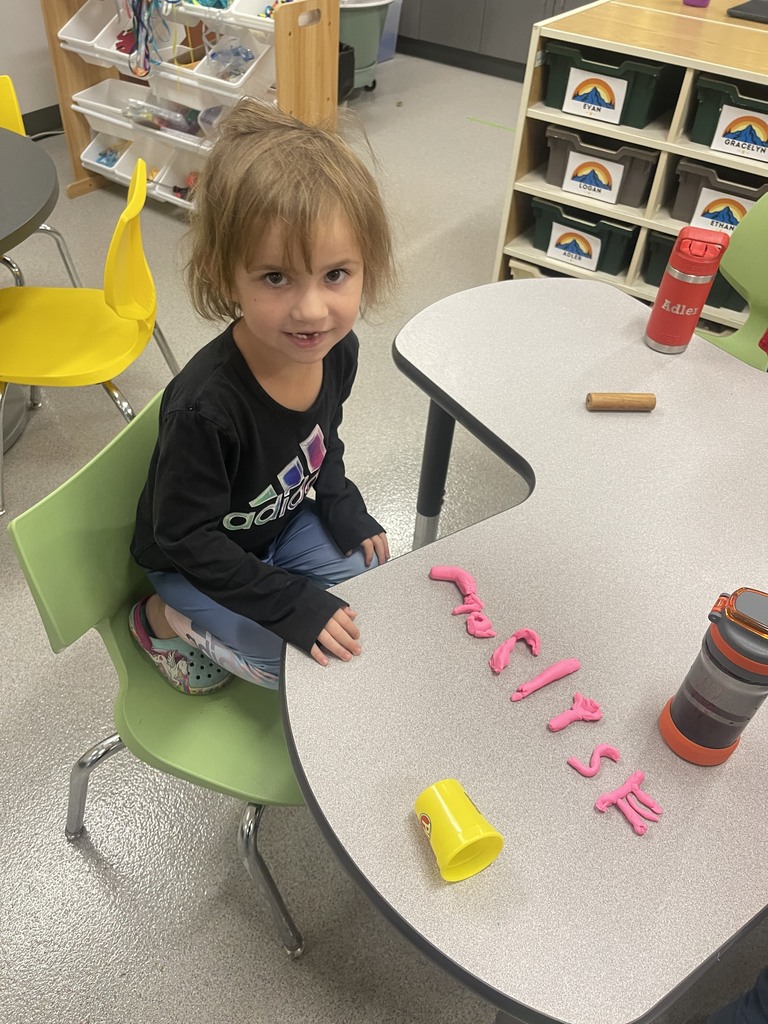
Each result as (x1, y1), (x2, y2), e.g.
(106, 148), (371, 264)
(339, 0), (394, 91)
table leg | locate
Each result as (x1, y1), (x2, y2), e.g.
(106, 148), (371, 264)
(413, 400), (456, 549)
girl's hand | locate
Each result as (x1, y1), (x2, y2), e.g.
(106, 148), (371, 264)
(357, 532), (390, 567)
(311, 607), (361, 666)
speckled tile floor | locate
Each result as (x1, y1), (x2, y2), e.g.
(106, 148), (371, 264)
(1, 53), (765, 1024)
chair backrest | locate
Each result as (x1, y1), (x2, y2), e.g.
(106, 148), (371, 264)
(718, 191), (768, 314)
(103, 158), (156, 330)
(7, 392), (162, 654)
(0, 75), (26, 136)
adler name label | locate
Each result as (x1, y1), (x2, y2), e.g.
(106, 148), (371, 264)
(661, 299), (699, 316)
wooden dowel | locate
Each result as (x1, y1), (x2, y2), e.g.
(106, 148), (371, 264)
(586, 392), (656, 412)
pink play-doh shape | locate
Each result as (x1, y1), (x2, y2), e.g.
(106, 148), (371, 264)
(595, 771), (663, 836)
(489, 629), (542, 675)
(548, 692), (602, 731)
(509, 656), (579, 697)
(567, 744), (621, 777)
(429, 565), (477, 597)
(466, 611), (496, 638)
(453, 594), (484, 615)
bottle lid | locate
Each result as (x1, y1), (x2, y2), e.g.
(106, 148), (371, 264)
(706, 588), (768, 681)
(672, 227), (730, 276)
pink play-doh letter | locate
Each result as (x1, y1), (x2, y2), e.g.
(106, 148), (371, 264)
(429, 565), (478, 598)
(453, 594), (484, 615)
(547, 692), (602, 731)
(595, 771), (663, 835)
(509, 657), (580, 699)
(567, 744), (621, 777)
(489, 629), (542, 674)
(466, 612), (496, 638)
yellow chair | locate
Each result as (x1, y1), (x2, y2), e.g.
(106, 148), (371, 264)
(0, 74), (81, 289)
(0, 158), (174, 516)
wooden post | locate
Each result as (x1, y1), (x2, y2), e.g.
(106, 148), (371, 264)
(274, 0), (338, 130)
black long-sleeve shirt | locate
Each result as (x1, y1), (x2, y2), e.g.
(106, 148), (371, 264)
(131, 324), (383, 653)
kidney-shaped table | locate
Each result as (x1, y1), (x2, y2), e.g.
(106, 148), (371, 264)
(283, 280), (768, 1024)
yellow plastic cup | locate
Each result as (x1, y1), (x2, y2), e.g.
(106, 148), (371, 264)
(413, 778), (504, 882)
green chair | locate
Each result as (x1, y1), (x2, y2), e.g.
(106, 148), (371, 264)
(697, 191), (768, 372)
(7, 392), (306, 956)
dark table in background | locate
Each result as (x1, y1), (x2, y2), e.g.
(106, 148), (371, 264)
(0, 126), (59, 451)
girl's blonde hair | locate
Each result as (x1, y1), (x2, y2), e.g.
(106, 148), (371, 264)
(186, 99), (395, 322)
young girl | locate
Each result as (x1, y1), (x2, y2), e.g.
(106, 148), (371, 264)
(129, 99), (396, 694)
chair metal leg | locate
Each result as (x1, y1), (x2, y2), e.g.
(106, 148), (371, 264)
(238, 803), (305, 958)
(101, 381), (135, 423)
(35, 224), (83, 287)
(28, 387), (42, 409)
(65, 732), (126, 839)
(1, 255), (24, 286)
(152, 320), (181, 376)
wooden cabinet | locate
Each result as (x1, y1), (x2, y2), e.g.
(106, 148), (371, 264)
(493, 0), (768, 332)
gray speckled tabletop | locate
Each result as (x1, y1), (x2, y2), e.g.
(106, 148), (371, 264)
(283, 279), (768, 1024)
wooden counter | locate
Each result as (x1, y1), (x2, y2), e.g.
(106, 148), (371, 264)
(547, 0), (768, 81)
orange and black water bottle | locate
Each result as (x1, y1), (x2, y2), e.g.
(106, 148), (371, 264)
(644, 226), (730, 354)
(659, 589), (768, 765)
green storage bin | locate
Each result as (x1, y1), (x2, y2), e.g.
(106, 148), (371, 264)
(544, 42), (683, 129)
(689, 74), (768, 146)
(339, 1), (391, 90)
(531, 198), (637, 274)
(643, 231), (746, 312)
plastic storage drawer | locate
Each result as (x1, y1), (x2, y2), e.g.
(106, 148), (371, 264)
(672, 158), (768, 223)
(690, 75), (768, 146)
(644, 232), (746, 312)
(545, 125), (658, 207)
(543, 42), (682, 128)
(531, 198), (638, 274)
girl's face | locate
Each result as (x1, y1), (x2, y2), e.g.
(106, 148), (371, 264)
(231, 213), (364, 372)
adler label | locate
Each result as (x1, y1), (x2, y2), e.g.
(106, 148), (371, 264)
(546, 222), (602, 269)
(661, 299), (699, 316)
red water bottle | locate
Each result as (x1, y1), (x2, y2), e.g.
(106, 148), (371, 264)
(644, 226), (729, 354)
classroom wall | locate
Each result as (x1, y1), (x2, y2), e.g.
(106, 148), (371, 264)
(1, 2), (59, 115)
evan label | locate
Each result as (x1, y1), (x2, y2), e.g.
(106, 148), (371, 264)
(561, 69), (628, 125)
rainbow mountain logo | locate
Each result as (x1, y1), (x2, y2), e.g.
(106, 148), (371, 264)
(571, 78), (616, 109)
(701, 198), (748, 227)
(721, 116), (768, 148)
(555, 232), (593, 258)
(570, 161), (613, 190)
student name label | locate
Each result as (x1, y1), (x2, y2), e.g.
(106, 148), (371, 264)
(561, 150), (625, 205)
(710, 104), (768, 164)
(689, 187), (755, 232)
(562, 69), (628, 125)
(546, 222), (602, 270)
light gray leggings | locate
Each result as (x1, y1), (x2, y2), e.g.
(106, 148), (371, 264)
(147, 503), (377, 689)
